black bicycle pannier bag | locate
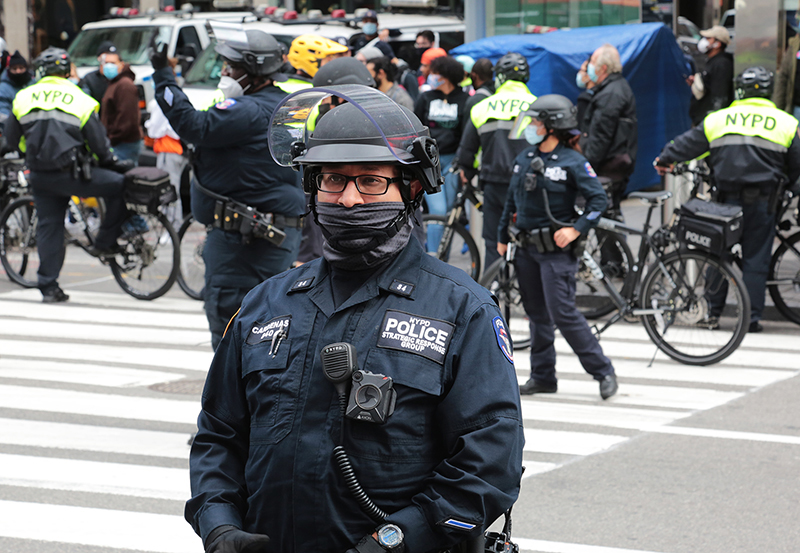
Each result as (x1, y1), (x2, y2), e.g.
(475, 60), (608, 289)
(123, 167), (177, 214)
(677, 198), (743, 255)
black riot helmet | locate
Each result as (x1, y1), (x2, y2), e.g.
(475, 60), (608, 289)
(734, 66), (773, 100)
(269, 85), (442, 201)
(33, 47), (71, 79)
(312, 57), (376, 87)
(211, 22), (283, 78)
(525, 94), (578, 130)
(494, 52), (529, 86)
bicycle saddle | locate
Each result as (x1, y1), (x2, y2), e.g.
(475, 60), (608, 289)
(628, 190), (673, 203)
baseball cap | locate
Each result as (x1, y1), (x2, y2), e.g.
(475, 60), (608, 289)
(700, 25), (731, 45)
(362, 9), (378, 21)
(96, 41), (118, 57)
(420, 47), (447, 66)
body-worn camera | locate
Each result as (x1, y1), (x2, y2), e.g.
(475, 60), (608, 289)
(524, 156), (545, 192)
(346, 370), (397, 424)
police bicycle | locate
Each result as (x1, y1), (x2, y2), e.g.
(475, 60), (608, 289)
(553, 187), (749, 365)
(666, 162), (800, 327)
(0, 193), (180, 300)
(422, 172), (484, 281)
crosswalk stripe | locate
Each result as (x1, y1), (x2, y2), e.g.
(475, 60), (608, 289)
(649, 425), (800, 445)
(0, 318), (211, 346)
(524, 428), (628, 456)
(0, 339), (212, 371)
(521, 400), (690, 430)
(0, 358), (187, 388)
(0, 500), (198, 553)
(516, 376), (743, 410)
(513, 353), (796, 387)
(1, 288), (204, 313)
(521, 461), (559, 478)
(1, 298), (208, 329)
(0, 385), (199, 424)
(0, 453), (189, 500)
(515, 537), (667, 553)
(0, 418), (190, 458)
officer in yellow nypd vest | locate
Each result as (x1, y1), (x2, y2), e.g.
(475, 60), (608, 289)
(656, 67), (800, 332)
(4, 47), (132, 303)
(455, 52), (536, 267)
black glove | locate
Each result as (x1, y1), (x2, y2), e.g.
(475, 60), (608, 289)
(151, 41), (169, 72)
(105, 157), (135, 174)
(205, 525), (270, 553)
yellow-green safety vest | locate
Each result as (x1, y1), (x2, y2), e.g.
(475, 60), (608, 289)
(12, 76), (99, 152)
(704, 97), (799, 151)
(469, 80), (536, 130)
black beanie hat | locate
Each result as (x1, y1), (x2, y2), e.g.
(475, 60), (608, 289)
(9, 50), (27, 69)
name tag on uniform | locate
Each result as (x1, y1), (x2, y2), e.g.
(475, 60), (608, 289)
(377, 310), (455, 364)
(247, 315), (291, 345)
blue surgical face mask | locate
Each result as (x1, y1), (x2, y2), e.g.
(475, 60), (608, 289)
(427, 74), (444, 89)
(103, 63), (119, 80)
(587, 63), (598, 83)
(362, 22), (378, 36)
(576, 72), (587, 89)
(524, 124), (545, 145)
(68, 77), (80, 85)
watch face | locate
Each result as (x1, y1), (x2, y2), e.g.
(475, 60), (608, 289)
(378, 525), (402, 548)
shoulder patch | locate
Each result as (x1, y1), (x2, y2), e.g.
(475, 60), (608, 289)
(246, 315), (291, 345)
(215, 98), (237, 110)
(377, 310), (454, 364)
(492, 316), (514, 364)
(389, 279), (415, 297)
(584, 161), (597, 177)
(289, 276), (315, 293)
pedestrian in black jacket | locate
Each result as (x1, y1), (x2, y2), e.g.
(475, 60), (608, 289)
(78, 41), (117, 116)
(690, 25), (734, 125)
(579, 44), (637, 218)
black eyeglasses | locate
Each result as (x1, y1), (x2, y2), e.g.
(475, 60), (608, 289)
(315, 173), (402, 195)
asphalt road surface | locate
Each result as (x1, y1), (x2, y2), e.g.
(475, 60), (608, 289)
(1, 212), (799, 553)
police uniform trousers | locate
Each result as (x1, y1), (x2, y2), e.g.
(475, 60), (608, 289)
(515, 246), (614, 386)
(707, 196), (776, 323)
(482, 181), (509, 269)
(203, 226), (301, 350)
(30, 168), (127, 293)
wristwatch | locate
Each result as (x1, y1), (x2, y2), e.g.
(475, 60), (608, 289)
(376, 524), (405, 553)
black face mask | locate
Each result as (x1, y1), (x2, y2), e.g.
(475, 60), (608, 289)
(9, 71), (30, 86)
(316, 202), (413, 270)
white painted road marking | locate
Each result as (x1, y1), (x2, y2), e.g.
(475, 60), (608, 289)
(0, 358), (187, 388)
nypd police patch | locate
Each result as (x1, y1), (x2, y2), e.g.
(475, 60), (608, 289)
(492, 316), (514, 363)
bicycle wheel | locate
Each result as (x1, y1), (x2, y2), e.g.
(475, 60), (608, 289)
(479, 256), (531, 350)
(768, 231), (800, 325)
(67, 196), (106, 247)
(422, 214), (481, 280)
(576, 228), (633, 319)
(640, 249), (749, 365)
(176, 214), (206, 301)
(110, 211), (179, 300)
(0, 196), (39, 288)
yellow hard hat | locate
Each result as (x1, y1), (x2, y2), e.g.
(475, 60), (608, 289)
(288, 34), (349, 77)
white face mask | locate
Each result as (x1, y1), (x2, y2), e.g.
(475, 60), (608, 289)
(697, 37), (712, 54)
(217, 75), (245, 99)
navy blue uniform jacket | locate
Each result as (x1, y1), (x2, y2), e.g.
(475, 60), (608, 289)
(185, 237), (524, 553)
(498, 143), (607, 244)
(152, 67), (305, 225)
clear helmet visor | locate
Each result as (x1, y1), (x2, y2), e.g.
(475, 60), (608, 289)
(207, 21), (251, 59)
(509, 112), (536, 140)
(268, 85), (427, 168)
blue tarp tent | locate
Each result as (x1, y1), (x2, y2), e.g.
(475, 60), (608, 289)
(451, 23), (691, 192)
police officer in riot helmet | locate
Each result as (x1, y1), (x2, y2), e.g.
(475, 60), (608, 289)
(498, 94), (618, 399)
(151, 25), (305, 348)
(4, 47), (133, 303)
(657, 67), (800, 332)
(185, 86), (523, 553)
